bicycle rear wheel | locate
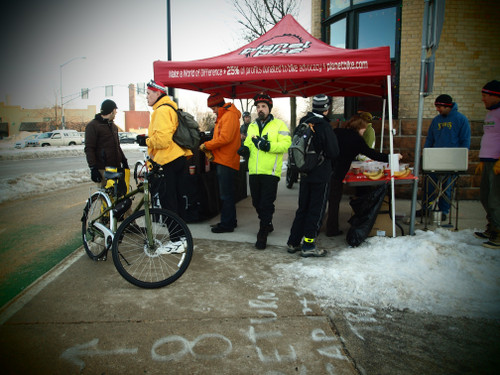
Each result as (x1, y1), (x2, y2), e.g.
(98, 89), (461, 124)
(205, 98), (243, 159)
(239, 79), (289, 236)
(133, 161), (146, 186)
(82, 192), (111, 260)
(112, 208), (193, 289)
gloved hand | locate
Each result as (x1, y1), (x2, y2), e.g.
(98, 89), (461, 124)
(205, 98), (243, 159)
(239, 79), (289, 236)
(475, 161), (484, 175)
(136, 134), (148, 147)
(494, 160), (500, 175)
(251, 136), (271, 152)
(199, 143), (207, 152)
(237, 145), (250, 159)
(122, 160), (129, 170)
(90, 167), (102, 183)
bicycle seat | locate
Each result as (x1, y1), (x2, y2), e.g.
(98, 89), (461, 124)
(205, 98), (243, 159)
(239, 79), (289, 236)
(104, 170), (123, 180)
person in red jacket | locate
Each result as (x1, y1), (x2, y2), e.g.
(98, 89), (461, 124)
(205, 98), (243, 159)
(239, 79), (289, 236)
(200, 93), (242, 233)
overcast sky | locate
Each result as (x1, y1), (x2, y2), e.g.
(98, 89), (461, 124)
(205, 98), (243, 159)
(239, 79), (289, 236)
(0, 0), (311, 116)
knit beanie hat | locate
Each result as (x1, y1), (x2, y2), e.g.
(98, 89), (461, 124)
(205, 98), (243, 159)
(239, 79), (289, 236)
(100, 99), (117, 115)
(147, 80), (167, 93)
(312, 94), (330, 113)
(434, 94), (453, 107)
(253, 93), (273, 111)
(207, 93), (225, 107)
(482, 80), (500, 97)
(358, 111), (373, 123)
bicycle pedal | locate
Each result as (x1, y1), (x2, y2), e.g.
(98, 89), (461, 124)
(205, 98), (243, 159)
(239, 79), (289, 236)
(98, 256), (107, 261)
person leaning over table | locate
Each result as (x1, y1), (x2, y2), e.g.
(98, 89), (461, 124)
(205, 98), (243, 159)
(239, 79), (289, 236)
(325, 115), (403, 237)
(238, 93), (292, 250)
(474, 80), (500, 250)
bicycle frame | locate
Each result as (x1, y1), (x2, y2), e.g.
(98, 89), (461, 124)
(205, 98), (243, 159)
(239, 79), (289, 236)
(86, 166), (160, 250)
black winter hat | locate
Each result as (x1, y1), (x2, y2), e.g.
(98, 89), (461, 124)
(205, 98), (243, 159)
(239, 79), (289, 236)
(434, 94), (453, 107)
(312, 94), (330, 113)
(253, 93), (273, 112)
(482, 80), (500, 97)
(100, 99), (117, 115)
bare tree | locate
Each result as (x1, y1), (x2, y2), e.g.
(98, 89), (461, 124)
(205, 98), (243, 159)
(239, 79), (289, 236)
(233, 0), (301, 131)
(234, 0), (300, 43)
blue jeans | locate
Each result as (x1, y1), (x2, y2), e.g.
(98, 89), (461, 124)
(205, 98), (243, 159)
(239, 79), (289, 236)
(216, 164), (237, 229)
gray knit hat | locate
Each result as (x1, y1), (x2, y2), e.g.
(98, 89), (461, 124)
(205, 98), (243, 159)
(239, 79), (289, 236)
(312, 94), (330, 113)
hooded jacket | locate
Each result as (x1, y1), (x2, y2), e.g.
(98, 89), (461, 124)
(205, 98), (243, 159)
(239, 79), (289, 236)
(244, 114), (291, 179)
(146, 95), (192, 165)
(298, 111), (339, 183)
(84, 114), (127, 169)
(424, 103), (471, 149)
(204, 103), (241, 170)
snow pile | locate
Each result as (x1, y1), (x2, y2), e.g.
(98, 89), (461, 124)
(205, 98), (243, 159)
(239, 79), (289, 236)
(275, 229), (500, 319)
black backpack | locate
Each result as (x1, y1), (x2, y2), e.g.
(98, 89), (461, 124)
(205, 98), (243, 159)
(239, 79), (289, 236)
(162, 103), (201, 151)
(288, 121), (324, 174)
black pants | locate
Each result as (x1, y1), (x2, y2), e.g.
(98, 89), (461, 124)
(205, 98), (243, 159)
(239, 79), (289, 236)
(150, 156), (188, 218)
(249, 174), (279, 228)
(288, 178), (330, 246)
(326, 177), (344, 235)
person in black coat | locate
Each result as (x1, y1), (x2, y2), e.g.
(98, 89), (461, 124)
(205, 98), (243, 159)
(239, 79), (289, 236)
(326, 115), (402, 237)
(287, 95), (339, 257)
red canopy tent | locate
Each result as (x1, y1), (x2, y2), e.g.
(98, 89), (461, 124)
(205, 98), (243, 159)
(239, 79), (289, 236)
(153, 15), (391, 99)
(154, 15), (399, 237)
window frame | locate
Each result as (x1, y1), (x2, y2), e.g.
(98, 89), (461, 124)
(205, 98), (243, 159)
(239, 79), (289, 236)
(321, 0), (401, 119)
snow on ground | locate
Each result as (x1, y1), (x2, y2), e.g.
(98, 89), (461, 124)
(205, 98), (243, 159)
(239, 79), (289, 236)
(0, 135), (139, 204)
(1, 135), (499, 320)
(275, 229), (500, 319)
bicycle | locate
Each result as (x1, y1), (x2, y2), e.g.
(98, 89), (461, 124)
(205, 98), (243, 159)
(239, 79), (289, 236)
(81, 159), (194, 289)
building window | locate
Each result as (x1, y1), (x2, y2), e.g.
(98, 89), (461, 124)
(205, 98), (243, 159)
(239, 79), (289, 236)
(323, 0), (401, 118)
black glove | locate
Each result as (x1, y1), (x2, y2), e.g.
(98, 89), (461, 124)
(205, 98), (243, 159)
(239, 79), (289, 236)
(237, 145), (250, 159)
(136, 134), (148, 147)
(252, 136), (270, 152)
(122, 160), (129, 170)
(90, 167), (102, 183)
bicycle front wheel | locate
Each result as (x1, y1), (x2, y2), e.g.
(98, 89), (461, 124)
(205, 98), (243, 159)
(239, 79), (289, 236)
(111, 208), (193, 289)
(82, 192), (111, 260)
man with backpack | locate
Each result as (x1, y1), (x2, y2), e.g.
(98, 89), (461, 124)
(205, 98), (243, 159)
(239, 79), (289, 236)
(136, 80), (192, 217)
(239, 93), (292, 249)
(287, 94), (339, 257)
(200, 93), (242, 233)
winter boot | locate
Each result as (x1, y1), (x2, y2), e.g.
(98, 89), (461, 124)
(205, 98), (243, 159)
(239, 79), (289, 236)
(482, 226), (500, 250)
(255, 226), (269, 250)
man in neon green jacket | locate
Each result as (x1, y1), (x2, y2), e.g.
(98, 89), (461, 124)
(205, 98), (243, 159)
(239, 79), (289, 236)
(240, 93), (291, 249)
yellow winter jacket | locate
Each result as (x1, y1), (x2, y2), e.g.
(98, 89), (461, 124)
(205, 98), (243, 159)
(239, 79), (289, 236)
(146, 95), (192, 165)
(244, 116), (291, 179)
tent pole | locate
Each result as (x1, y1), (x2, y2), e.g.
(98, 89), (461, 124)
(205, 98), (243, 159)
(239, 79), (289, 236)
(387, 75), (396, 237)
(410, 0), (433, 235)
(380, 98), (386, 152)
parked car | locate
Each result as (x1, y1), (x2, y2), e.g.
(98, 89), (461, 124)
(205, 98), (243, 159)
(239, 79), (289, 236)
(31, 130), (83, 147)
(14, 134), (39, 148)
(119, 132), (137, 144)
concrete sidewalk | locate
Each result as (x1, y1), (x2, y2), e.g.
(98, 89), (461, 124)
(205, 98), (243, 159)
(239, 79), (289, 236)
(0, 177), (492, 374)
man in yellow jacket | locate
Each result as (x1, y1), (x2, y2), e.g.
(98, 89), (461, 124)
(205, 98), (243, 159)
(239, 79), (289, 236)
(200, 93), (241, 233)
(240, 93), (292, 249)
(137, 80), (192, 217)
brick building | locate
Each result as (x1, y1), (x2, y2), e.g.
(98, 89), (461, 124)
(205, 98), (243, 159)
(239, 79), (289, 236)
(311, 0), (500, 199)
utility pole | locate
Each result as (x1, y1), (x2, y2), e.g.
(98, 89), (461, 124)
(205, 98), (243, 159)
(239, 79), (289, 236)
(60, 56), (86, 129)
